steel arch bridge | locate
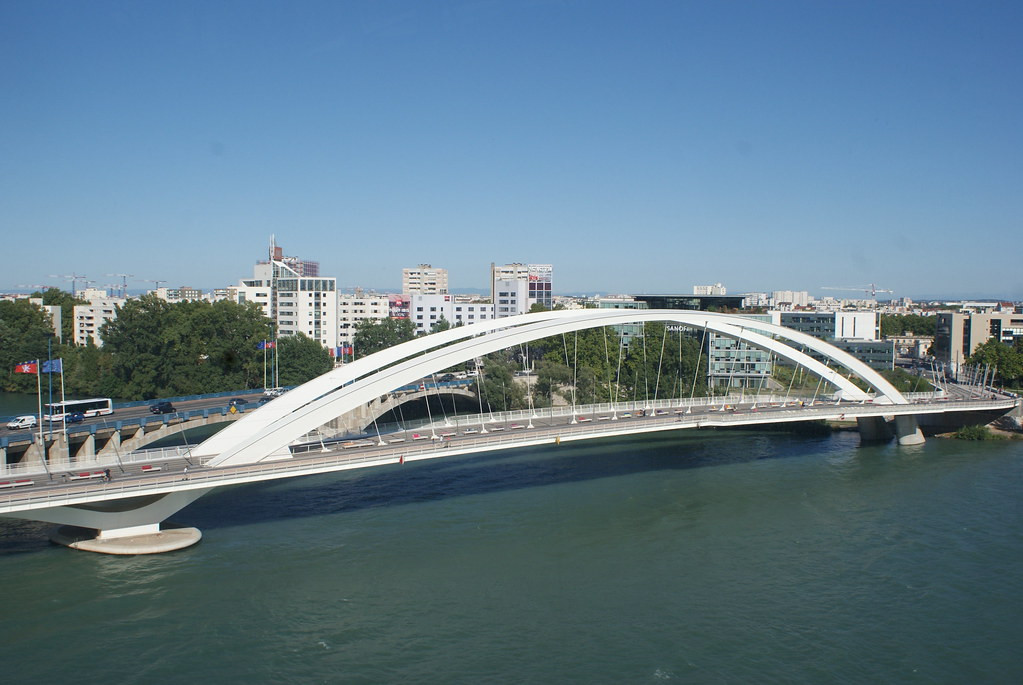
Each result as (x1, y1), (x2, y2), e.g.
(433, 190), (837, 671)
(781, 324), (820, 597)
(193, 309), (912, 468)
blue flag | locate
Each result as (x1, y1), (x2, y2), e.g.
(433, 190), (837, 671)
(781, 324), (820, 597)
(41, 359), (63, 373)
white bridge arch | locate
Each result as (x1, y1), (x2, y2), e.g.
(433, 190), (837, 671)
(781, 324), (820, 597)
(195, 309), (909, 467)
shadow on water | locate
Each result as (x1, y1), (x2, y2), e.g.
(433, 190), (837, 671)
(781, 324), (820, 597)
(0, 428), (852, 553)
(182, 428), (850, 532)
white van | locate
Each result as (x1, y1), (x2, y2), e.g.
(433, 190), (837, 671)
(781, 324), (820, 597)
(6, 415), (37, 430)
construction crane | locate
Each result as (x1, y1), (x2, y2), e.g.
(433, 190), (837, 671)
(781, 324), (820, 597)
(821, 284), (893, 298)
(106, 273), (134, 298)
(145, 279), (168, 293)
(48, 273), (89, 297)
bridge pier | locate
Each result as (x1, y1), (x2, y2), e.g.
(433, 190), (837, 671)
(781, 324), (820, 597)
(856, 415), (925, 445)
(894, 415), (925, 446)
(7, 488), (212, 555)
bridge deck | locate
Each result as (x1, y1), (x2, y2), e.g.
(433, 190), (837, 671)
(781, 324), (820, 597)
(2, 395), (1017, 516)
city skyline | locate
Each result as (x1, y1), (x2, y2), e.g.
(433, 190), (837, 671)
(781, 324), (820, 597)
(3, 2), (1021, 300)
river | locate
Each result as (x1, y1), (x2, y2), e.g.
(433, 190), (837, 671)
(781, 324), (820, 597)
(1, 428), (1021, 683)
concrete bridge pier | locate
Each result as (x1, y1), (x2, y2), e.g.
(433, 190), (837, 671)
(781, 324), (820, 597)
(856, 415), (925, 445)
(894, 415), (925, 445)
(8, 488), (212, 554)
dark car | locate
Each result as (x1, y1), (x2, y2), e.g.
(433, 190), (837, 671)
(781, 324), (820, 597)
(228, 398), (249, 406)
(150, 401), (176, 414)
(65, 412), (85, 424)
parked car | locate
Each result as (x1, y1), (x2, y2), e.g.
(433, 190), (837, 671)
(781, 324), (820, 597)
(150, 401), (176, 414)
(6, 415), (37, 430)
(65, 412), (85, 424)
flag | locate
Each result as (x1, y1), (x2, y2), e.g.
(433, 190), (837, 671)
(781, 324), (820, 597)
(258, 340), (277, 350)
(342, 345), (353, 355)
(14, 361), (38, 374)
(41, 359), (63, 374)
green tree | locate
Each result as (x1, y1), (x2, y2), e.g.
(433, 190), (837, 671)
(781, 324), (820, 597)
(531, 360), (573, 408)
(470, 355), (527, 412)
(277, 334), (334, 387)
(880, 314), (935, 338)
(99, 296), (271, 399)
(430, 316), (452, 334)
(968, 339), (1023, 387)
(354, 318), (417, 358)
(0, 299), (56, 392)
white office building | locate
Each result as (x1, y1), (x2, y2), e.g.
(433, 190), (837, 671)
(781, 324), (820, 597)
(233, 241), (339, 349)
(492, 278), (530, 319)
(491, 262), (553, 312)
(694, 283), (727, 296)
(410, 294), (493, 334)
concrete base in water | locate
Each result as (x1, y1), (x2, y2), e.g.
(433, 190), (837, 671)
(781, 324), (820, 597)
(50, 524), (202, 555)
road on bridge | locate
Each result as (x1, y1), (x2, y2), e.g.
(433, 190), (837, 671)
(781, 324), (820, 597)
(7, 394), (999, 509)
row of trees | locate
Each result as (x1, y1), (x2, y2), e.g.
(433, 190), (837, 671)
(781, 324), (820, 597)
(880, 314), (936, 338)
(967, 338), (1023, 388)
(1, 290), (333, 400)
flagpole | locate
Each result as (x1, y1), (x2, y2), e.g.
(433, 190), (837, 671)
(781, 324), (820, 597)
(35, 360), (53, 478)
(47, 338), (53, 440)
(60, 361), (68, 464)
(35, 359), (43, 449)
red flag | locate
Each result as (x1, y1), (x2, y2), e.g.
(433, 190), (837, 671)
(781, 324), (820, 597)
(14, 361), (38, 374)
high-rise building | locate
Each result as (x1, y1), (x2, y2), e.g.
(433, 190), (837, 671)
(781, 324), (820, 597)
(233, 238), (338, 349)
(402, 264), (448, 295)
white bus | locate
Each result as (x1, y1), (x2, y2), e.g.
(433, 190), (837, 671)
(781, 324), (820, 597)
(45, 398), (114, 422)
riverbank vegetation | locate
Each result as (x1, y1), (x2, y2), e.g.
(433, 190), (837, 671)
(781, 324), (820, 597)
(2, 290), (332, 400)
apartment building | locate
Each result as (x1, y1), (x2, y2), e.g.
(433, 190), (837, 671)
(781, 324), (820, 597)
(402, 264), (448, 295)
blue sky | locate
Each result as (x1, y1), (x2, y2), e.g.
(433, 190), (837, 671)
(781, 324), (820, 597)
(2, 1), (1021, 300)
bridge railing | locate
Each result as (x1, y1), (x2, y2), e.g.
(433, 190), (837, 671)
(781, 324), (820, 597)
(0, 403), (260, 450)
(0, 444), (198, 479)
(298, 393), (845, 444)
